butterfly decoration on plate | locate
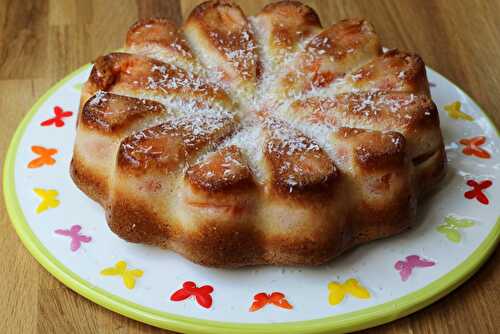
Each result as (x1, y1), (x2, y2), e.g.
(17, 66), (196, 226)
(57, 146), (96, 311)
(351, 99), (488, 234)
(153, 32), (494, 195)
(444, 101), (474, 121)
(459, 136), (491, 159)
(28, 146), (58, 168)
(33, 188), (60, 213)
(436, 216), (475, 243)
(249, 292), (293, 312)
(170, 281), (214, 309)
(54, 224), (92, 251)
(100, 261), (144, 289)
(40, 106), (73, 128)
(394, 255), (435, 281)
(464, 179), (492, 205)
(328, 278), (370, 306)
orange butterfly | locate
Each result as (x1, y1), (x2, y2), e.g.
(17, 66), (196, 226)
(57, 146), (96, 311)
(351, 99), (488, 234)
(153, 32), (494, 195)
(28, 146), (58, 168)
(459, 136), (491, 159)
(249, 292), (293, 312)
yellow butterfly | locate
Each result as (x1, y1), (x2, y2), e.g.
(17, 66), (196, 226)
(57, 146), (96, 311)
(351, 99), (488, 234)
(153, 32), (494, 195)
(328, 278), (370, 306)
(444, 101), (473, 121)
(100, 260), (144, 289)
(33, 188), (60, 214)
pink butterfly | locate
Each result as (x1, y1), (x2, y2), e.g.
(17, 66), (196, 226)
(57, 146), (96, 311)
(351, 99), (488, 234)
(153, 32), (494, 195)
(394, 255), (435, 281)
(55, 225), (92, 251)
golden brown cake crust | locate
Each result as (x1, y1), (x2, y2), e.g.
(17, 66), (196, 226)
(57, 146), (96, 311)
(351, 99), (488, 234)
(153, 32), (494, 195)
(186, 145), (254, 192)
(81, 92), (167, 134)
(126, 18), (194, 59)
(259, 1), (322, 49)
(185, 0), (261, 82)
(70, 0), (446, 267)
(263, 117), (338, 194)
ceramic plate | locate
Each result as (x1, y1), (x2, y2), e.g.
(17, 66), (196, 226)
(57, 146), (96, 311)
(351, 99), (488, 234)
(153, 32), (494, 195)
(3, 64), (499, 334)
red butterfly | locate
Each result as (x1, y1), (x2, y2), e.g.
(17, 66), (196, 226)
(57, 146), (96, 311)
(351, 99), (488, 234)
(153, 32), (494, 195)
(41, 106), (73, 127)
(249, 292), (293, 312)
(464, 179), (492, 205)
(170, 281), (214, 309)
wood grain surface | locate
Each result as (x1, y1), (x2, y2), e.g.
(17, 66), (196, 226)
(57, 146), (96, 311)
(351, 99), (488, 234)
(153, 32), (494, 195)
(0, 1), (499, 333)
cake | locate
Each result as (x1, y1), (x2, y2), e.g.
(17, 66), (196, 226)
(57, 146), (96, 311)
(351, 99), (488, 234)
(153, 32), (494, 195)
(71, 0), (446, 267)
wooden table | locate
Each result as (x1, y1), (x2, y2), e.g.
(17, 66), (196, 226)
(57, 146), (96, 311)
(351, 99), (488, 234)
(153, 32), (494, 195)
(1, 1), (499, 333)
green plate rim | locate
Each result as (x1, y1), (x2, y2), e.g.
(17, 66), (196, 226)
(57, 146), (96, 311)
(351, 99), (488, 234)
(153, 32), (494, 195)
(3, 64), (500, 334)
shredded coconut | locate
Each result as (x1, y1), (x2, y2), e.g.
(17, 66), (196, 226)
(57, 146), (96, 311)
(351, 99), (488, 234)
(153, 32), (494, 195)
(90, 16), (427, 187)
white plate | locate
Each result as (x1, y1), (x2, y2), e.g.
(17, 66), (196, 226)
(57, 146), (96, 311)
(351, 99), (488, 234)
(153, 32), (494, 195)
(4, 65), (499, 333)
